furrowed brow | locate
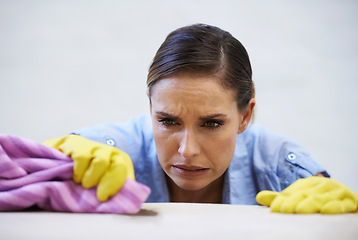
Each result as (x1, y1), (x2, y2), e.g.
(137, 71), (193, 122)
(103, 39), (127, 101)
(155, 111), (180, 120)
(199, 114), (226, 121)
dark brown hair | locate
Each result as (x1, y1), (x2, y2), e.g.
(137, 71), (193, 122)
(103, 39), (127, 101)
(147, 24), (255, 112)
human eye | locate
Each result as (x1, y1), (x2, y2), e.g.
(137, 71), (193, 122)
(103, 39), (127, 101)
(158, 118), (178, 127)
(203, 120), (224, 130)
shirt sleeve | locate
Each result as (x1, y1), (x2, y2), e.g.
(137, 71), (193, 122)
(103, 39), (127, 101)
(244, 125), (329, 192)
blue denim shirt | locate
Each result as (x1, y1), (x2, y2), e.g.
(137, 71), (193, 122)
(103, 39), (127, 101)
(73, 114), (328, 205)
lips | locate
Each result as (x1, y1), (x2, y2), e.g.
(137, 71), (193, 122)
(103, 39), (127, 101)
(172, 164), (209, 177)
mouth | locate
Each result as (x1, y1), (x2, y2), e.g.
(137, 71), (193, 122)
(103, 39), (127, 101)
(172, 165), (210, 177)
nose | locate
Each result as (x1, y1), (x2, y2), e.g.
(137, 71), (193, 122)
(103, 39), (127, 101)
(178, 129), (200, 159)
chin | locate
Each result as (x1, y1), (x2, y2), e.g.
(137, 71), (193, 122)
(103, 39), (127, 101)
(171, 176), (211, 191)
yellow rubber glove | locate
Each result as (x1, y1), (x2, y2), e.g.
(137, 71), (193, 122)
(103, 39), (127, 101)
(43, 135), (135, 202)
(256, 176), (358, 214)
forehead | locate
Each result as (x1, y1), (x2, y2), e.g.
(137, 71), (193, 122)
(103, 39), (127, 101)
(152, 74), (232, 96)
(150, 74), (237, 112)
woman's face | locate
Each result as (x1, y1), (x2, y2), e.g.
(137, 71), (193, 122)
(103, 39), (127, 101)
(149, 74), (248, 192)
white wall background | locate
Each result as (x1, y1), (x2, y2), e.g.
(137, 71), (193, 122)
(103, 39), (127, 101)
(1, 0), (357, 192)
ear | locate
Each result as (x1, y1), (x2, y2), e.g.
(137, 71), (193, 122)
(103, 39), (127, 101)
(237, 98), (256, 134)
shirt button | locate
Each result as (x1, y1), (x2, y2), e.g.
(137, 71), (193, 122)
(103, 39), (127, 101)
(106, 138), (115, 146)
(287, 152), (296, 161)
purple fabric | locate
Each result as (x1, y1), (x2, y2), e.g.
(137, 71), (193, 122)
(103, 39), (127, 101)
(0, 134), (151, 214)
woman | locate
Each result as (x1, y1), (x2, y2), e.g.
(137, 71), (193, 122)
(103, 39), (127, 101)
(45, 24), (357, 213)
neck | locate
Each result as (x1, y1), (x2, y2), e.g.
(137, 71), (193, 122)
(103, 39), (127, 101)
(166, 174), (225, 204)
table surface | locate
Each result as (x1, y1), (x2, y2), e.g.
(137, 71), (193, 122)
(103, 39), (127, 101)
(1, 203), (357, 240)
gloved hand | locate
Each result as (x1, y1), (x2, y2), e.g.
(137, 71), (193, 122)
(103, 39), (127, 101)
(43, 134), (135, 202)
(256, 176), (358, 214)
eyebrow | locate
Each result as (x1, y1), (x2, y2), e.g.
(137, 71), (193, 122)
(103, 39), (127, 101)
(199, 114), (227, 121)
(155, 111), (226, 121)
(155, 111), (179, 120)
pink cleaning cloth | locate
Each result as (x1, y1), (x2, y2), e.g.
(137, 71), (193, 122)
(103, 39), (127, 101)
(0, 134), (150, 214)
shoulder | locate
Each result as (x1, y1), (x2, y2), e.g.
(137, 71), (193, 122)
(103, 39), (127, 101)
(240, 124), (327, 191)
(241, 124), (287, 144)
(71, 114), (156, 165)
(242, 124), (311, 160)
(240, 124), (293, 162)
(72, 114), (153, 146)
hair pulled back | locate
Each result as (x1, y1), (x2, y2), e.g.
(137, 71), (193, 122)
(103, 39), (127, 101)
(147, 24), (255, 112)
